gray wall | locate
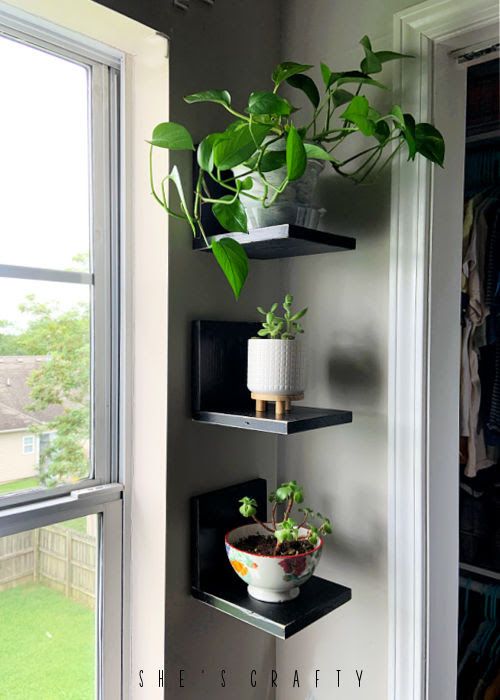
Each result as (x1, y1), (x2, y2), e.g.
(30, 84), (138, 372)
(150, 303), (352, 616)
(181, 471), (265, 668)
(276, 2), (416, 699)
(97, 1), (282, 698)
(96, 1), (419, 698)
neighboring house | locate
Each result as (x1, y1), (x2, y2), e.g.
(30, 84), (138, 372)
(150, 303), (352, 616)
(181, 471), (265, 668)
(0, 357), (60, 485)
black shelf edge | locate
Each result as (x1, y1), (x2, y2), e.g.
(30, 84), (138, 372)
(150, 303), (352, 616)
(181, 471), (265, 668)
(192, 223), (356, 259)
(192, 576), (352, 639)
(193, 406), (352, 434)
(191, 479), (352, 640)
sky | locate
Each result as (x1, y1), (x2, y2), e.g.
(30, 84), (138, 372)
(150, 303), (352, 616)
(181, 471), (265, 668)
(0, 34), (91, 331)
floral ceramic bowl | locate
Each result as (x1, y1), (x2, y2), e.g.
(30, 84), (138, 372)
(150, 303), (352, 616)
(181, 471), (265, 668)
(225, 523), (323, 603)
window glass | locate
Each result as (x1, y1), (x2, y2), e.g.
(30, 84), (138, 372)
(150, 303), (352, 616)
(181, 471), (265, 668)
(0, 514), (98, 698)
(22, 436), (34, 454)
(0, 34), (91, 271)
(0, 278), (92, 494)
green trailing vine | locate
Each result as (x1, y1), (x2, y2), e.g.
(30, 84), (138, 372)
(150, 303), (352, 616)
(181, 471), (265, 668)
(149, 35), (445, 300)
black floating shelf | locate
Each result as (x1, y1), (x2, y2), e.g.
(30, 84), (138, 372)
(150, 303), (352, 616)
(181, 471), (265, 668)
(193, 406), (352, 434)
(192, 224), (356, 259)
(192, 321), (353, 435)
(191, 479), (352, 639)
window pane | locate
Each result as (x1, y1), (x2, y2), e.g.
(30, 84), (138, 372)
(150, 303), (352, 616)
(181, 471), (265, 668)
(0, 515), (98, 699)
(0, 278), (92, 495)
(0, 35), (91, 271)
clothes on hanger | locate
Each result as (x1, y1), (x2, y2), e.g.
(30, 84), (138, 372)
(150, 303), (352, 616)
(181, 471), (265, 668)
(461, 191), (500, 476)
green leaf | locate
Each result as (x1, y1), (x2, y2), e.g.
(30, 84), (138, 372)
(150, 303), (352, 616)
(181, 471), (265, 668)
(197, 133), (222, 172)
(359, 35), (382, 74)
(390, 105), (405, 126)
(304, 143), (333, 161)
(272, 61), (313, 88)
(169, 165), (189, 215)
(335, 71), (387, 90)
(184, 89), (231, 107)
(331, 89), (355, 108)
(374, 50), (413, 64)
(212, 195), (248, 233)
(239, 176), (254, 190)
(286, 125), (307, 181)
(415, 123), (445, 166)
(286, 74), (320, 108)
(374, 120), (390, 144)
(259, 150), (287, 172)
(275, 486), (290, 501)
(213, 123), (272, 170)
(402, 113), (417, 160)
(248, 91), (292, 116)
(148, 122), (194, 150)
(211, 238), (249, 300)
(320, 62), (332, 88)
(360, 35), (372, 50)
(341, 95), (375, 136)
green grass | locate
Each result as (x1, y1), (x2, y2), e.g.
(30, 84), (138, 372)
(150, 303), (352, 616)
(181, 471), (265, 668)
(62, 517), (88, 533)
(0, 584), (95, 699)
(0, 476), (39, 494)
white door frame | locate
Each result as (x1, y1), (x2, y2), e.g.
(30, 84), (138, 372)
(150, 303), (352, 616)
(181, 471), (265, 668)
(389, 1), (499, 699)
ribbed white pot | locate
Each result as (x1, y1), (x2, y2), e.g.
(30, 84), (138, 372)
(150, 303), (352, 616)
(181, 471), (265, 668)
(247, 338), (306, 396)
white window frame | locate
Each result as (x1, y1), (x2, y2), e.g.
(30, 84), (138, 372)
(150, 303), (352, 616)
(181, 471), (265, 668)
(0, 10), (121, 509)
(0, 3), (169, 698)
(22, 435), (34, 454)
(0, 5), (124, 699)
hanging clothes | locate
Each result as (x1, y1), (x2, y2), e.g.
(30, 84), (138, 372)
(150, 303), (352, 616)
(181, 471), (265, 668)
(460, 193), (499, 476)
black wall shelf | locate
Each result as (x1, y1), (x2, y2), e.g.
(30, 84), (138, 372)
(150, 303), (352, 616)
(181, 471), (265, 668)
(192, 321), (353, 434)
(193, 223), (356, 259)
(191, 479), (352, 639)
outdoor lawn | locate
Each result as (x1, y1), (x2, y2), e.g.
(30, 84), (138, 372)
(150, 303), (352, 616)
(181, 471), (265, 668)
(0, 476), (38, 494)
(0, 584), (95, 699)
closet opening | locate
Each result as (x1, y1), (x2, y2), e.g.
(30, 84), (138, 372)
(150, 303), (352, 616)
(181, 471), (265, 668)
(458, 53), (500, 699)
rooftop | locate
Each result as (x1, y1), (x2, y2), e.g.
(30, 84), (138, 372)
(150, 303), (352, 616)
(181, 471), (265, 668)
(0, 356), (62, 432)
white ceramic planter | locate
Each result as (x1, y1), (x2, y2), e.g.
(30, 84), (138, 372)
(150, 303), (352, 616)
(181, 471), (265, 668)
(225, 523), (323, 602)
(247, 338), (306, 396)
(233, 138), (325, 229)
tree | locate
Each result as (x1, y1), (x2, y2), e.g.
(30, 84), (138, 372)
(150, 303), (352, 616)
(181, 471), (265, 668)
(3, 295), (90, 487)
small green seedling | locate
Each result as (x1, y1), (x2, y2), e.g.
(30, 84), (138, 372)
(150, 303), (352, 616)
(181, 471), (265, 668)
(238, 480), (332, 554)
(257, 293), (307, 340)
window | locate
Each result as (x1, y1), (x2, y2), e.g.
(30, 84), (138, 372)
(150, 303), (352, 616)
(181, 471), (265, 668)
(22, 435), (34, 455)
(0, 6), (123, 699)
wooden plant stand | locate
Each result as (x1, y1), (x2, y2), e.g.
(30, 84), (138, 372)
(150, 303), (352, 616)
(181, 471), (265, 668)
(251, 392), (304, 419)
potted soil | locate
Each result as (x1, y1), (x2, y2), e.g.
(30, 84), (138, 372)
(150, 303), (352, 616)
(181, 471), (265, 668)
(247, 293), (307, 417)
(149, 35), (445, 299)
(225, 480), (332, 602)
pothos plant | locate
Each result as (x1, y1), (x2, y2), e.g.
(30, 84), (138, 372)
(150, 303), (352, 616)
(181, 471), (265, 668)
(149, 35), (445, 300)
(257, 293), (307, 339)
(239, 480), (332, 555)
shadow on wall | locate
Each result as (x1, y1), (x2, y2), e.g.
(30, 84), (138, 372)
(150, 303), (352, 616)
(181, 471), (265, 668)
(316, 168), (391, 240)
(326, 327), (384, 408)
(316, 486), (386, 576)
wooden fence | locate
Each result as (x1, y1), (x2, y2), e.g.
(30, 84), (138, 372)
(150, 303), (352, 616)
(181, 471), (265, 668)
(0, 524), (96, 609)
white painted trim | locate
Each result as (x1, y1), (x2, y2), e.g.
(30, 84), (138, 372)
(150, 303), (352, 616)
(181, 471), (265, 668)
(389, 2), (500, 699)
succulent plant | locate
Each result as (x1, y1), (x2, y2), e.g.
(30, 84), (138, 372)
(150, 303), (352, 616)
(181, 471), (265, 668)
(257, 293), (307, 340)
(238, 480), (332, 554)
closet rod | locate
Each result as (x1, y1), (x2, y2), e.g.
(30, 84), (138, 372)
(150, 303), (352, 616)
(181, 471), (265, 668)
(450, 40), (499, 66)
(460, 562), (500, 581)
